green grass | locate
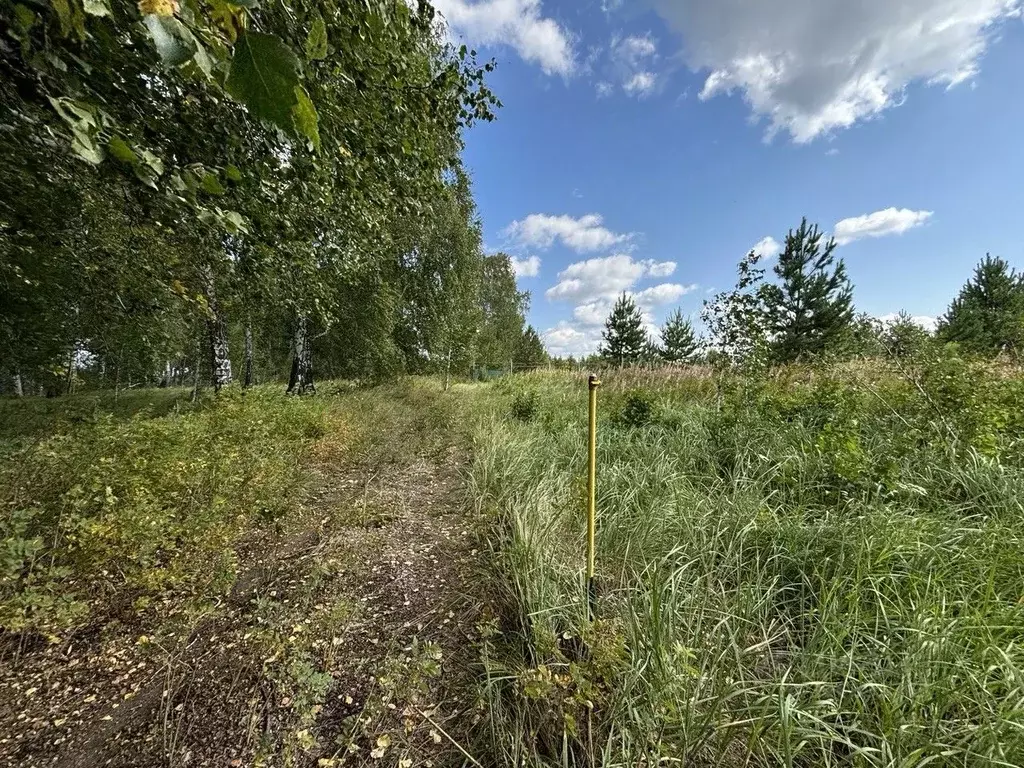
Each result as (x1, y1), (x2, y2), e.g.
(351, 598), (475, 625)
(5, 365), (1024, 766)
(470, 364), (1024, 767)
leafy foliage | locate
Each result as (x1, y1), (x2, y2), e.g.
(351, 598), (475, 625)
(702, 250), (771, 366)
(0, 0), (522, 394)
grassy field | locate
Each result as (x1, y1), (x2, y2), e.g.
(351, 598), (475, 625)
(470, 360), (1024, 767)
(3, 361), (1024, 766)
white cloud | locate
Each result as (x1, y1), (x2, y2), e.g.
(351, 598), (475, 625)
(545, 254), (677, 303)
(510, 255), (541, 277)
(634, 282), (699, 306)
(618, 34), (657, 60)
(572, 302), (610, 326)
(750, 235), (782, 259)
(624, 72), (657, 97)
(610, 33), (660, 97)
(833, 207), (933, 245)
(546, 254), (645, 302)
(825, 148), (840, 156)
(879, 312), (938, 332)
(542, 321), (603, 357)
(595, 80), (615, 97)
(653, 0), (1020, 142)
(571, 281), (694, 325)
(504, 213), (630, 253)
(646, 260), (677, 278)
(434, 0), (575, 76)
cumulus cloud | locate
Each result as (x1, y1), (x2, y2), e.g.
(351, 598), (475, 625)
(634, 282), (699, 306)
(434, 0), (575, 76)
(510, 255), (541, 277)
(542, 321), (603, 357)
(546, 283), (698, 356)
(750, 235), (782, 259)
(653, 0), (1020, 141)
(545, 254), (676, 303)
(833, 207), (933, 245)
(542, 254), (694, 356)
(504, 213), (631, 253)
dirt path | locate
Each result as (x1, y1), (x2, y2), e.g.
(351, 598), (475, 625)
(0, 387), (489, 768)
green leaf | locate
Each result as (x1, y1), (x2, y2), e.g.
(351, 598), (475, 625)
(13, 4), (36, 31)
(140, 150), (164, 175)
(226, 31), (301, 134)
(83, 0), (111, 16)
(143, 14), (196, 67)
(50, 0), (73, 36)
(305, 16), (327, 61)
(291, 86), (320, 150)
(224, 164), (242, 182)
(200, 172), (227, 195)
(221, 210), (248, 233)
(108, 135), (137, 164)
(70, 132), (104, 164)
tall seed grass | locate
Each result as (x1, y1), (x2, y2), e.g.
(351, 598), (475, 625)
(471, 368), (1024, 767)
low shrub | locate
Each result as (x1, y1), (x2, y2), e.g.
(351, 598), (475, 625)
(509, 390), (539, 422)
(617, 389), (657, 428)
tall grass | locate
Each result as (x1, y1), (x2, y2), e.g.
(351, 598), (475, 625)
(471, 364), (1024, 766)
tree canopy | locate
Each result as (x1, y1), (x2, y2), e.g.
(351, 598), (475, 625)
(0, 0), (543, 395)
(938, 255), (1024, 355)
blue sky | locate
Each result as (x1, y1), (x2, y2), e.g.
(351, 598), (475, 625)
(437, 0), (1024, 356)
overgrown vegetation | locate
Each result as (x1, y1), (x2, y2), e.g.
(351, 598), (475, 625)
(471, 355), (1024, 766)
(1, 388), (325, 637)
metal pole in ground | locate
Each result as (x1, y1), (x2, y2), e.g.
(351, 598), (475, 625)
(587, 373), (600, 619)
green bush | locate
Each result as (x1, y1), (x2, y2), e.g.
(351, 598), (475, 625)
(618, 389), (656, 428)
(509, 390), (539, 422)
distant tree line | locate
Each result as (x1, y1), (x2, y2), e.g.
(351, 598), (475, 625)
(591, 218), (1024, 368)
(0, 0), (546, 397)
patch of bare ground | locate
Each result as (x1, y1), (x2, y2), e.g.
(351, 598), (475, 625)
(0, 389), (489, 768)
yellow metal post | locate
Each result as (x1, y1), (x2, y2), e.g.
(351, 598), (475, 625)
(587, 374), (600, 618)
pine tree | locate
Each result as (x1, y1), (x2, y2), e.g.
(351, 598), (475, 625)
(600, 294), (648, 366)
(514, 325), (548, 370)
(659, 309), (700, 362)
(882, 311), (931, 359)
(762, 218), (854, 363)
(938, 255), (1024, 354)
